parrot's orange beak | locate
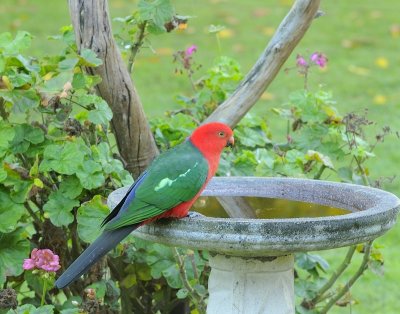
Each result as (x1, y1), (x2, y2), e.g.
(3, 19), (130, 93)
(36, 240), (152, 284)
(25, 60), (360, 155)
(226, 136), (234, 148)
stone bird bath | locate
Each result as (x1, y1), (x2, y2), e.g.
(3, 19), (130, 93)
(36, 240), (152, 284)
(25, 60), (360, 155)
(108, 177), (399, 314)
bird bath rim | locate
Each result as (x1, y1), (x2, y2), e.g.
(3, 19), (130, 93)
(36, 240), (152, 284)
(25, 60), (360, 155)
(108, 177), (400, 257)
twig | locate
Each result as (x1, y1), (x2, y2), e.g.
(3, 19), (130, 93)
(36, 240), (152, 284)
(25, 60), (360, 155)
(188, 251), (199, 280)
(353, 155), (370, 186)
(70, 214), (82, 258)
(311, 246), (356, 305)
(0, 98), (9, 121)
(24, 202), (43, 229)
(313, 165), (327, 180)
(172, 247), (206, 312)
(128, 21), (147, 73)
(320, 241), (372, 314)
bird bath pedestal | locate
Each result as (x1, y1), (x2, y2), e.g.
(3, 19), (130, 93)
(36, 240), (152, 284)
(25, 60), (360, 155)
(108, 177), (399, 314)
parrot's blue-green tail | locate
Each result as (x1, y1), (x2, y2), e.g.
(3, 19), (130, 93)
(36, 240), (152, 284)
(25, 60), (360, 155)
(55, 224), (139, 289)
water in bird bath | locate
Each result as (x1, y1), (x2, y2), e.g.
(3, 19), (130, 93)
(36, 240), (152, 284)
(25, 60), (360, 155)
(192, 196), (350, 218)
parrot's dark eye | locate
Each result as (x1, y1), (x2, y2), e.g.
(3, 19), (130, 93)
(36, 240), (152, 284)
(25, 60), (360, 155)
(218, 131), (225, 137)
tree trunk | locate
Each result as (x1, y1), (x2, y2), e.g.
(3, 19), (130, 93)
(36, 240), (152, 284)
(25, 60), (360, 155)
(68, 0), (158, 179)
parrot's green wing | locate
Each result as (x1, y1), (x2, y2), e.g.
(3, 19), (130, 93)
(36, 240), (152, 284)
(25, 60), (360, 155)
(104, 140), (209, 230)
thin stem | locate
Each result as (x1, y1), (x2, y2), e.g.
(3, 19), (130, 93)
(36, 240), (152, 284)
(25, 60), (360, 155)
(188, 251), (199, 280)
(320, 241), (372, 314)
(172, 247), (206, 313)
(311, 246), (356, 304)
(313, 164), (326, 180)
(70, 214), (82, 258)
(66, 96), (91, 111)
(24, 202), (43, 229)
(128, 21), (147, 73)
(41, 279), (47, 306)
(353, 155), (370, 186)
(303, 69), (309, 90)
(0, 98), (9, 121)
(215, 33), (222, 56)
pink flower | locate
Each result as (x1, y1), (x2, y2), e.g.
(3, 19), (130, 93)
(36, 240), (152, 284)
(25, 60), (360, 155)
(296, 54), (308, 67)
(23, 248), (61, 272)
(185, 45), (197, 56)
(310, 52), (328, 68)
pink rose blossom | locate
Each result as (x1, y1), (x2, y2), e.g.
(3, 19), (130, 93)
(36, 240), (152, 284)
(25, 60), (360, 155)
(23, 248), (61, 272)
(310, 52), (328, 68)
(185, 45), (197, 56)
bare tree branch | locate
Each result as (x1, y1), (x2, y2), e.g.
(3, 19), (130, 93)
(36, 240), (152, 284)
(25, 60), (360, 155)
(68, 0), (158, 179)
(205, 0), (321, 127)
(216, 197), (256, 218)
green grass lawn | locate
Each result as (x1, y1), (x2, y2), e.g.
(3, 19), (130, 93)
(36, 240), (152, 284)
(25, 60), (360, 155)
(2, 0), (400, 313)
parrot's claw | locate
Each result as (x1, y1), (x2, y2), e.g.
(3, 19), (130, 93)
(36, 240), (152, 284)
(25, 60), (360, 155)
(187, 211), (205, 219)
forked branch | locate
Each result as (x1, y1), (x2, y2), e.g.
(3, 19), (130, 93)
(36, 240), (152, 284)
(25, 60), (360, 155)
(205, 0), (321, 127)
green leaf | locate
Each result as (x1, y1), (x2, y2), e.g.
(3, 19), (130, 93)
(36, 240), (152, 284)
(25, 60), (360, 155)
(15, 54), (40, 72)
(79, 48), (103, 67)
(10, 124), (44, 154)
(0, 188), (25, 233)
(7, 71), (33, 88)
(77, 195), (109, 243)
(0, 121), (15, 157)
(40, 141), (85, 175)
(194, 283), (207, 296)
(48, 25), (76, 46)
(43, 190), (79, 227)
(0, 89), (40, 112)
(76, 160), (105, 190)
(91, 143), (129, 180)
(0, 228), (30, 285)
(120, 273), (137, 289)
(176, 288), (189, 299)
(138, 0), (174, 32)
(162, 264), (182, 289)
(0, 31), (33, 54)
(0, 166), (7, 182)
(294, 279), (319, 299)
(306, 150), (334, 169)
(59, 176), (83, 199)
(235, 127), (271, 148)
(60, 308), (82, 314)
(208, 24), (226, 33)
(71, 72), (86, 89)
(86, 280), (107, 299)
(88, 100), (113, 124)
(41, 71), (74, 94)
(8, 304), (55, 314)
(368, 259), (384, 276)
(58, 58), (79, 71)
(232, 150), (258, 176)
(296, 253), (329, 273)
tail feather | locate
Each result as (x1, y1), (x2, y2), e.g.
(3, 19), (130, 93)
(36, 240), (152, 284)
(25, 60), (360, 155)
(55, 224), (139, 289)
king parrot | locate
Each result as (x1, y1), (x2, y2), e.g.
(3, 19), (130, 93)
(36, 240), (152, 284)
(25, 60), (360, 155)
(55, 122), (234, 288)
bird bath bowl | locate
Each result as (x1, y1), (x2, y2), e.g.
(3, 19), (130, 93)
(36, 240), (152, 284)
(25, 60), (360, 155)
(108, 177), (400, 314)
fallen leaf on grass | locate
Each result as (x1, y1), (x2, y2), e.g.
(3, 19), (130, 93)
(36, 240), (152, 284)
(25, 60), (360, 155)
(251, 8), (270, 18)
(373, 94), (387, 105)
(347, 65), (370, 76)
(262, 27), (275, 36)
(156, 47), (174, 56)
(390, 24), (400, 38)
(219, 28), (234, 39)
(375, 57), (389, 69)
(261, 92), (275, 101)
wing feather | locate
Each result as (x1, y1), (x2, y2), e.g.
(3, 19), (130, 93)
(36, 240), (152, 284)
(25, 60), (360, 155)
(104, 141), (208, 230)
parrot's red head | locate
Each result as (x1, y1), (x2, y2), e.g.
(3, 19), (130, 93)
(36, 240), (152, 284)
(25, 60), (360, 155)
(189, 122), (234, 175)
